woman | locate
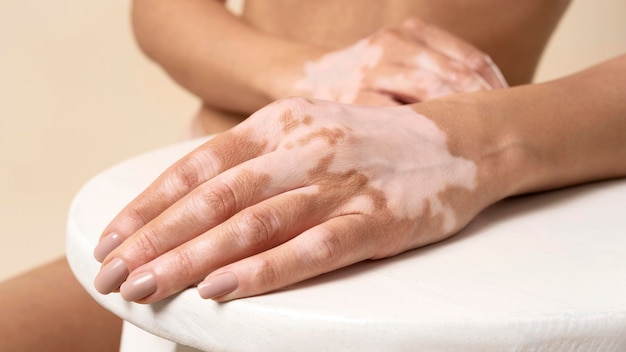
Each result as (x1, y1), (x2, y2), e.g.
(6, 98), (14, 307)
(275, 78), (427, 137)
(4, 0), (626, 350)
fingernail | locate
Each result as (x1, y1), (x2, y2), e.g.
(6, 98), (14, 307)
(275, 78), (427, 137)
(197, 272), (238, 299)
(120, 272), (157, 302)
(94, 258), (129, 294)
(94, 232), (123, 262)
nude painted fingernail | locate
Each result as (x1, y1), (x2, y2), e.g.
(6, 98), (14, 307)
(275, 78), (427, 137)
(120, 272), (157, 302)
(94, 233), (123, 262)
(94, 258), (129, 294)
(197, 272), (239, 299)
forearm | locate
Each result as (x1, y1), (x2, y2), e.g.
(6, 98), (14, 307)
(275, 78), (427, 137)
(434, 54), (626, 198)
(131, 0), (316, 114)
(501, 55), (626, 194)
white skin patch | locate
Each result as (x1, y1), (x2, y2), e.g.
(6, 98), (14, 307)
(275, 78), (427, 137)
(266, 101), (478, 235)
(292, 35), (491, 106)
(294, 39), (383, 103)
(326, 105), (476, 233)
(93, 97), (484, 304)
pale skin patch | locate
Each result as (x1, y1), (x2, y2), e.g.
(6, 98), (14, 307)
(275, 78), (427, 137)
(98, 97), (491, 303)
(269, 100), (481, 255)
(294, 38), (384, 104)
(291, 18), (503, 107)
(241, 101), (480, 253)
(214, 103), (476, 258)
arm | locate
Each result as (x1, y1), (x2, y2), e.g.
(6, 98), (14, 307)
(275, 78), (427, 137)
(91, 54), (626, 303)
(445, 54), (626, 196)
(523, 55), (626, 189)
(131, 0), (316, 114)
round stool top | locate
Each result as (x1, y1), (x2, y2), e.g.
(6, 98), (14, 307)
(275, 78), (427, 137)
(67, 137), (626, 352)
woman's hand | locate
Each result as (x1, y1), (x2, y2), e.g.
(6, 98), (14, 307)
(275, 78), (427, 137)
(275, 18), (507, 107)
(93, 97), (513, 303)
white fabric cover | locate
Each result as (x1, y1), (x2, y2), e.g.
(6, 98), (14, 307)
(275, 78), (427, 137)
(67, 137), (626, 351)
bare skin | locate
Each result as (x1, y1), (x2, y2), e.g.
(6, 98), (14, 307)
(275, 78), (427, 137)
(12, 0), (625, 351)
(0, 258), (122, 351)
(131, 0), (570, 134)
(94, 53), (626, 302)
(291, 18), (508, 106)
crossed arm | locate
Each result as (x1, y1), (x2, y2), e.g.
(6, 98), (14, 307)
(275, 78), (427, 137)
(130, 0), (507, 113)
(93, 52), (626, 303)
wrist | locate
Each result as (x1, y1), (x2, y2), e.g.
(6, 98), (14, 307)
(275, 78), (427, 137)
(411, 92), (532, 204)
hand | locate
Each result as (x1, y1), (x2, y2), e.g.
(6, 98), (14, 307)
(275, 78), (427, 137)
(93, 97), (510, 302)
(278, 17), (507, 106)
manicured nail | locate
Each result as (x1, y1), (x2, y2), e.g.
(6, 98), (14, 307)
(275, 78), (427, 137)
(120, 272), (157, 302)
(94, 233), (123, 262)
(197, 272), (238, 299)
(94, 258), (129, 294)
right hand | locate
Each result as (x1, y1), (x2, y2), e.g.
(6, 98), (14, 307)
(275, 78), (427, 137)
(279, 17), (507, 106)
(94, 96), (511, 303)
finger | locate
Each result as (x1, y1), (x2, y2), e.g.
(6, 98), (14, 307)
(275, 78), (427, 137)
(197, 215), (375, 301)
(118, 186), (339, 303)
(94, 147), (312, 294)
(94, 122), (274, 262)
(370, 30), (490, 98)
(369, 66), (458, 103)
(405, 52), (493, 94)
(401, 18), (508, 89)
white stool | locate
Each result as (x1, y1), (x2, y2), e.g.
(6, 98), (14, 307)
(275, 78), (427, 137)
(67, 137), (626, 351)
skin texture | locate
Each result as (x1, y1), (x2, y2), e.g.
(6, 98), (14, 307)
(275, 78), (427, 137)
(96, 99), (501, 302)
(91, 1), (532, 304)
(0, 258), (122, 351)
(90, 0), (626, 305)
(242, 0), (568, 86)
(130, 0), (569, 134)
(8, 1), (626, 351)
(291, 18), (507, 106)
(93, 53), (626, 303)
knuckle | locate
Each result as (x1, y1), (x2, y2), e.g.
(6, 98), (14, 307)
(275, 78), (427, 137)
(267, 97), (316, 126)
(125, 203), (151, 229)
(280, 96), (314, 111)
(449, 65), (474, 85)
(171, 250), (198, 281)
(249, 256), (281, 289)
(306, 228), (344, 269)
(372, 27), (403, 43)
(171, 157), (204, 193)
(368, 218), (413, 259)
(370, 236), (403, 259)
(198, 180), (237, 217)
(131, 230), (161, 261)
(236, 207), (279, 250)
(402, 17), (427, 32)
(465, 51), (491, 72)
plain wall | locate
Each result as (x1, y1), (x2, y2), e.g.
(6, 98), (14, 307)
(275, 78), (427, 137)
(1, 0), (625, 281)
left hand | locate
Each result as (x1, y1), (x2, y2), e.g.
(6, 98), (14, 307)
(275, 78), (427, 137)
(276, 17), (508, 106)
(93, 97), (508, 303)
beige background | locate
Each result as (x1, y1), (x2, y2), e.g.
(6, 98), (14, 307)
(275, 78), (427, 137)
(1, 1), (625, 281)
